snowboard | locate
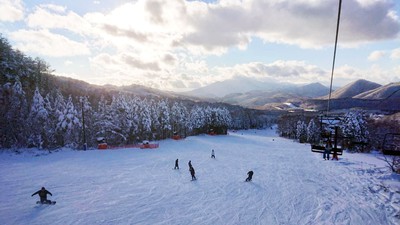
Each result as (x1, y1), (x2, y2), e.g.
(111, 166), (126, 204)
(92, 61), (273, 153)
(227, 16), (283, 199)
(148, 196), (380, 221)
(36, 201), (56, 205)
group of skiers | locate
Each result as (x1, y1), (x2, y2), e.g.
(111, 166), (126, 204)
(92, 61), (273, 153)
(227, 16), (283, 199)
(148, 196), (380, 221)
(175, 158), (197, 180)
(32, 149), (254, 204)
(174, 149), (254, 182)
(323, 139), (339, 160)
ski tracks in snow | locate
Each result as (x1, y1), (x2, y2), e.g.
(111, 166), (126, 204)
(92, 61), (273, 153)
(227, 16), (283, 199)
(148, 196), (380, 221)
(310, 157), (399, 225)
(1, 129), (399, 225)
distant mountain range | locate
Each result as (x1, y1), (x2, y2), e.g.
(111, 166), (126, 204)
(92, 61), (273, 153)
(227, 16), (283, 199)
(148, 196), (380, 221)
(51, 75), (400, 112)
(183, 77), (295, 98)
(179, 77), (400, 112)
(183, 77), (330, 107)
(302, 81), (400, 112)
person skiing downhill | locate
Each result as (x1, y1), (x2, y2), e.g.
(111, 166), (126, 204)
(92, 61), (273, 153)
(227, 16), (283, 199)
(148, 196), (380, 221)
(31, 187), (53, 204)
(211, 149), (215, 158)
(245, 171), (254, 182)
(174, 158), (179, 169)
(189, 165), (196, 180)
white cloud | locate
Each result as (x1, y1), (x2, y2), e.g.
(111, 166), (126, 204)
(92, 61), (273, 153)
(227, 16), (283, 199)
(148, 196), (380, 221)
(3, 0), (399, 91)
(26, 5), (92, 36)
(179, 0), (400, 51)
(390, 48), (400, 59)
(393, 65), (400, 79)
(88, 0), (400, 56)
(22, 0), (398, 55)
(10, 29), (91, 57)
(333, 64), (400, 86)
(215, 60), (328, 85)
(88, 51), (215, 90)
(39, 4), (66, 13)
(368, 50), (386, 61)
(0, 0), (24, 22)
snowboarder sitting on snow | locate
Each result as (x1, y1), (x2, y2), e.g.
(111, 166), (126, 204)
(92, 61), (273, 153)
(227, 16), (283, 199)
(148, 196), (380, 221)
(211, 149), (215, 158)
(245, 170), (254, 182)
(31, 187), (52, 204)
(189, 165), (196, 180)
(174, 158), (179, 170)
(324, 140), (332, 160)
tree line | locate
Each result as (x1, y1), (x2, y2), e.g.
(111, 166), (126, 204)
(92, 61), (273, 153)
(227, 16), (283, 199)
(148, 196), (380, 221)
(276, 110), (400, 153)
(0, 35), (273, 150)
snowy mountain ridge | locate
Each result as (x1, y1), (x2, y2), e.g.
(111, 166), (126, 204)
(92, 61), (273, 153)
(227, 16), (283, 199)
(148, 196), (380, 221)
(319, 79), (382, 99)
(179, 77), (399, 110)
(354, 82), (400, 99)
(183, 77), (328, 99)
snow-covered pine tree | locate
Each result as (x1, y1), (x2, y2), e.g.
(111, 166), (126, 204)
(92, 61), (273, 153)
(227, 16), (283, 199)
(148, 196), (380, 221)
(188, 106), (206, 135)
(296, 120), (307, 143)
(43, 92), (57, 148)
(217, 107), (232, 128)
(231, 108), (251, 130)
(128, 97), (141, 143)
(210, 107), (232, 134)
(342, 111), (370, 152)
(171, 101), (188, 137)
(57, 95), (81, 148)
(5, 78), (29, 147)
(138, 98), (152, 140)
(307, 119), (320, 144)
(204, 106), (214, 131)
(52, 90), (67, 147)
(277, 114), (298, 139)
(94, 95), (125, 145)
(94, 96), (109, 142)
(157, 99), (172, 139)
(79, 96), (95, 148)
(28, 87), (49, 148)
(110, 94), (131, 144)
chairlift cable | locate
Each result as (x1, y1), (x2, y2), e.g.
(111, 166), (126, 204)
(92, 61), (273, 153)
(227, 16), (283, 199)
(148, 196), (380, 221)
(327, 0), (342, 114)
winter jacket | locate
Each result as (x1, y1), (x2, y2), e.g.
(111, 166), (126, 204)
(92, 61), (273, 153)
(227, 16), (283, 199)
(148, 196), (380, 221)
(189, 166), (195, 176)
(32, 189), (52, 199)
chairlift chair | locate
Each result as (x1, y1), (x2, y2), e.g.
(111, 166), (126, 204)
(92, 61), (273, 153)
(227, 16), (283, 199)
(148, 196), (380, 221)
(311, 114), (343, 155)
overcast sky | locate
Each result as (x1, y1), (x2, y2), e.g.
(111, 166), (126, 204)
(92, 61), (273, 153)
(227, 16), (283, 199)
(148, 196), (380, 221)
(1, 0), (399, 91)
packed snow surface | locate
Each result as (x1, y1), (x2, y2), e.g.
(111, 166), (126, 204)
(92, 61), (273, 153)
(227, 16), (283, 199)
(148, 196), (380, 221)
(1, 129), (399, 225)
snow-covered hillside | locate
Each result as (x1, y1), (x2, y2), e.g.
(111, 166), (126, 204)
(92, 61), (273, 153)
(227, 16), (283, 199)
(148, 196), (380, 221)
(1, 129), (399, 225)
(354, 82), (400, 99)
(319, 79), (381, 99)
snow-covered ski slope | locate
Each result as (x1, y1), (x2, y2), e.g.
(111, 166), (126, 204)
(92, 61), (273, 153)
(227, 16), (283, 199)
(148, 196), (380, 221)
(0, 129), (399, 225)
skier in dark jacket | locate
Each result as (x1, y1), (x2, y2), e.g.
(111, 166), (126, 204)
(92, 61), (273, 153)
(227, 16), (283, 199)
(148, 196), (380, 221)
(32, 187), (52, 204)
(211, 149), (215, 158)
(245, 171), (254, 182)
(188, 160), (192, 168)
(174, 158), (179, 169)
(189, 166), (196, 180)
